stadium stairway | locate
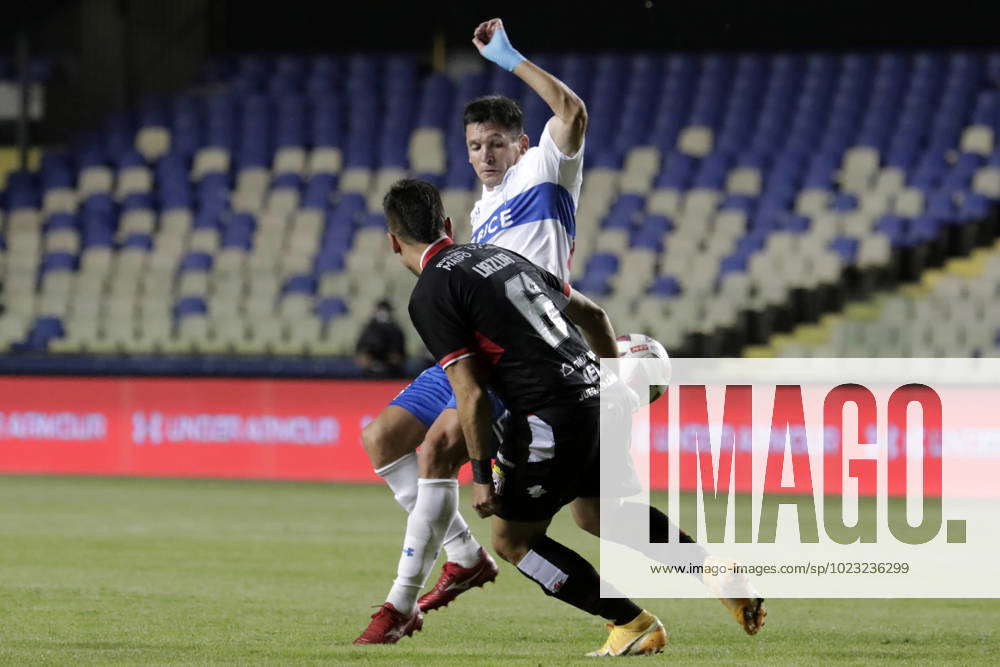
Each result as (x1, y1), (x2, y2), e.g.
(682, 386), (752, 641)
(745, 238), (1000, 357)
(2, 52), (1000, 362)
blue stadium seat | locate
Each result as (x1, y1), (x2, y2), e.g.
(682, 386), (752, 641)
(174, 296), (208, 319)
(43, 212), (78, 232)
(40, 252), (78, 273)
(647, 275), (682, 297)
(829, 237), (860, 262)
(122, 234), (154, 251)
(315, 296), (349, 322)
(179, 252), (213, 273)
(284, 275), (317, 295)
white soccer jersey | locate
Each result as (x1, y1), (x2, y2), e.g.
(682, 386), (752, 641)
(468, 118), (584, 282)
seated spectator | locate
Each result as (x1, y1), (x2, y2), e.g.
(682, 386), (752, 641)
(355, 300), (406, 377)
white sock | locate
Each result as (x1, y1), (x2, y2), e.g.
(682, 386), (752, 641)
(376, 453), (481, 567)
(375, 452), (418, 513)
(386, 478), (458, 615)
(442, 512), (483, 568)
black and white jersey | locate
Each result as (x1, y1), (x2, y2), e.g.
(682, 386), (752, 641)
(409, 238), (601, 415)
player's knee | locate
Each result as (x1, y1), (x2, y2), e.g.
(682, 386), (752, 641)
(360, 420), (387, 467)
(573, 510), (600, 537)
(571, 501), (601, 536)
(491, 533), (529, 565)
(419, 435), (457, 478)
(418, 423), (466, 478)
(363, 418), (411, 471)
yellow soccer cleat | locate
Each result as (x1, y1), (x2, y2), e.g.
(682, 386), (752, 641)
(586, 609), (667, 657)
(703, 557), (767, 636)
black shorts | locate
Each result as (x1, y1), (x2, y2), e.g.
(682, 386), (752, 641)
(492, 403), (602, 522)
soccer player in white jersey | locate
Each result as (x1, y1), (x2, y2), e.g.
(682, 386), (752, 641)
(354, 18), (590, 645)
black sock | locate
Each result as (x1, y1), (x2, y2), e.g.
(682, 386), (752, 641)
(602, 502), (708, 582)
(640, 503), (700, 545)
(516, 535), (642, 626)
(645, 503), (709, 582)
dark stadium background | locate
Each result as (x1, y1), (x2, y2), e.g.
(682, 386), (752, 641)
(10, 1), (999, 144)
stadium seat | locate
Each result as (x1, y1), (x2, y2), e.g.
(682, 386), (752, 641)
(4, 50), (998, 364)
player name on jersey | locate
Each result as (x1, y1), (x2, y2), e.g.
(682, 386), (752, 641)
(472, 251), (516, 278)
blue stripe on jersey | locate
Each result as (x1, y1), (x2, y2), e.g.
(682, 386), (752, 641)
(470, 182), (577, 245)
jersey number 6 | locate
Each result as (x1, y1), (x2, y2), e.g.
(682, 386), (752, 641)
(504, 272), (570, 348)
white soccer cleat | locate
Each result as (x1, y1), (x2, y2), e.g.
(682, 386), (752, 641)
(702, 556), (767, 635)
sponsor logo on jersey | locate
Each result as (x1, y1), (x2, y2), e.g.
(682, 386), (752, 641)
(471, 182), (576, 245)
(436, 250), (473, 271)
(527, 485), (547, 498)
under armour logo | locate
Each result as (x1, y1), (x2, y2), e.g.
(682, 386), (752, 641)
(403, 547), (415, 556)
(132, 411), (163, 445)
(527, 485), (546, 498)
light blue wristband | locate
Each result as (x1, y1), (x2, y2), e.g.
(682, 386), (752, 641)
(481, 28), (526, 72)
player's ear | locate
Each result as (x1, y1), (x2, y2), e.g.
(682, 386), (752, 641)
(443, 217), (454, 239)
(388, 232), (402, 255)
(519, 133), (529, 155)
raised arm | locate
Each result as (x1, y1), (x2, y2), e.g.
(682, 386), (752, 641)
(444, 356), (501, 518)
(473, 18), (588, 156)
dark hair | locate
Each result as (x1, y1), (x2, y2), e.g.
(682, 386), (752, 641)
(382, 179), (446, 244)
(463, 95), (524, 136)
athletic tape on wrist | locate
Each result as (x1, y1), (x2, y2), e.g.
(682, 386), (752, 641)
(482, 28), (526, 72)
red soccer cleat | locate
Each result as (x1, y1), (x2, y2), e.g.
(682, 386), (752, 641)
(417, 547), (499, 612)
(353, 603), (424, 644)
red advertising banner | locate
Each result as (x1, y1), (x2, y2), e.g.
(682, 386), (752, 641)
(0, 377), (408, 482)
(1, 377), (992, 497)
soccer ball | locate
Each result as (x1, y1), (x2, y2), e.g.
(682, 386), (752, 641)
(615, 333), (671, 404)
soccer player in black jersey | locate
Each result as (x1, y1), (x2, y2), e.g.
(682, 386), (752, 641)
(381, 178), (668, 656)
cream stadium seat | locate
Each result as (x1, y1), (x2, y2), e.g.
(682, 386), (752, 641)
(409, 128), (446, 174)
(44, 228), (81, 254)
(273, 147), (308, 175)
(42, 188), (77, 214)
(118, 209), (156, 239)
(620, 147), (660, 194)
(78, 166), (113, 196)
(116, 165), (153, 199)
(972, 167), (1000, 198)
(960, 125), (994, 156)
(339, 168), (372, 194)
(308, 147), (343, 175)
(677, 126), (713, 157)
(136, 126), (171, 161)
(726, 167), (762, 196)
(191, 147), (230, 180)
(893, 188), (925, 217)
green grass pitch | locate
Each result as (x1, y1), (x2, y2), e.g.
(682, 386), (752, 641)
(1, 475), (998, 664)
